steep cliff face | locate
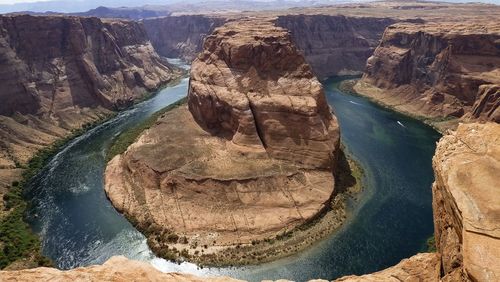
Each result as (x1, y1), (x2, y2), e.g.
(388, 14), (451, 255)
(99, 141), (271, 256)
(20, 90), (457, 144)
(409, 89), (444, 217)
(142, 14), (393, 79)
(356, 22), (500, 126)
(432, 122), (500, 281)
(276, 15), (395, 78)
(143, 15), (225, 61)
(189, 18), (340, 169)
(105, 18), (340, 265)
(0, 14), (177, 167)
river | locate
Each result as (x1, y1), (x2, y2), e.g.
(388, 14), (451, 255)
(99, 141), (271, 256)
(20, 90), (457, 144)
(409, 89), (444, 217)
(25, 70), (441, 281)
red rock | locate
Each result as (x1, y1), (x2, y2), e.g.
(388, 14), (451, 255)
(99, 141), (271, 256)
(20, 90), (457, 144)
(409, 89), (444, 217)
(188, 18), (340, 169)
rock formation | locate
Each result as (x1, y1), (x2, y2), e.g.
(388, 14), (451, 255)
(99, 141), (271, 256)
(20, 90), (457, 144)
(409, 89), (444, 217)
(104, 18), (340, 264)
(355, 22), (500, 128)
(432, 122), (500, 281)
(334, 253), (441, 282)
(0, 15), (179, 258)
(188, 18), (339, 169)
(0, 256), (241, 282)
(275, 15), (395, 78)
(143, 14), (393, 79)
(0, 14), (177, 173)
(143, 15), (226, 61)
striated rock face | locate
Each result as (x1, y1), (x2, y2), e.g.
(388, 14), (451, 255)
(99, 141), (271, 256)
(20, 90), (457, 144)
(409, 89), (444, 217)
(143, 14), (393, 79)
(143, 15), (225, 61)
(356, 22), (500, 126)
(105, 18), (340, 264)
(432, 122), (500, 281)
(0, 14), (177, 167)
(189, 18), (340, 169)
(0, 256), (241, 282)
(275, 15), (395, 78)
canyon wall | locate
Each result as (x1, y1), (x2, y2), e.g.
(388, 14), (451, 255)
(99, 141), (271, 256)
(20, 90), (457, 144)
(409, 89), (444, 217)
(432, 122), (500, 281)
(355, 22), (500, 127)
(0, 14), (177, 168)
(142, 14), (394, 78)
(275, 15), (395, 78)
(143, 15), (226, 61)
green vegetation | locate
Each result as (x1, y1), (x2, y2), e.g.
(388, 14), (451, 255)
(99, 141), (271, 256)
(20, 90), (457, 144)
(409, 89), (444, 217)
(106, 97), (187, 161)
(426, 235), (437, 252)
(0, 115), (113, 269)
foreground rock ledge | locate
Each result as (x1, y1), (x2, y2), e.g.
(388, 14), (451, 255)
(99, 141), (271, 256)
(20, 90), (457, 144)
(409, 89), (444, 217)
(0, 253), (440, 282)
(104, 18), (340, 264)
(0, 256), (241, 282)
(432, 122), (500, 281)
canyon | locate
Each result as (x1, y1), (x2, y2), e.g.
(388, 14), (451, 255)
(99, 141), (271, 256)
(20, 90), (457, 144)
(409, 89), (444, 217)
(3, 120), (498, 281)
(143, 14), (394, 79)
(0, 13), (179, 269)
(354, 22), (500, 130)
(104, 18), (341, 265)
(143, 15), (226, 62)
(0, 14), (178, 172)
(0, 0), (499, 281)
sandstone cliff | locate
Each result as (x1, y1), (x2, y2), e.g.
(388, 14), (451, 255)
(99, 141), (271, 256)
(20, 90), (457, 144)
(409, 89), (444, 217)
(355, 22), (500, 128)
(143, 15), (225, 61)
(0, 14), (177, 170)
(275, 15), (395, 78)
(432, 122), (500, 281)
(188, 18), (340, 169)
(104, 18), (340, 265)
(142, 14), (394, 78)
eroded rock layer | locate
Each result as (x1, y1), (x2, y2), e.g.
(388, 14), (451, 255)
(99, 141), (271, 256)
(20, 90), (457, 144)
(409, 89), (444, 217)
(189, 18), (340, 169)
(355, 22), (500, 127)
(432, 122), (500, 281)
(275, 15), (395, 78)
(105, 18), (340, 263)
(143, 14), (393, 78)
(143, 15), (225, 62)
(0, 14), (177, 168)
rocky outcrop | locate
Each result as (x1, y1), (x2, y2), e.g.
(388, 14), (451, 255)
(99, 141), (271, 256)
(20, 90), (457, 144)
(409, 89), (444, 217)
(104, 18), (340, 265)
(334, 253), (441, 282)
(432, 122), (500, 281)
(143, 15), (225, 61)
(355, 22), (500, 127)
(275, 15), (395, 78)
(0, 256), (241, 282)
(0, 14), (177, 168)
(188, 18), (339, 169)
(0, 253), (442, 281)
